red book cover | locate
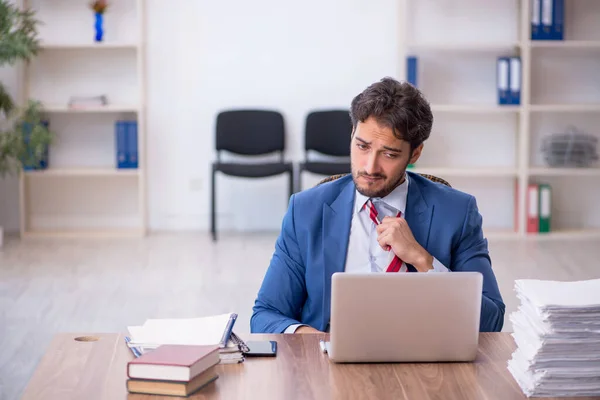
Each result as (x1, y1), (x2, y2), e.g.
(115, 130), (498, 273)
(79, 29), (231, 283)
(127, 344), (220, 382)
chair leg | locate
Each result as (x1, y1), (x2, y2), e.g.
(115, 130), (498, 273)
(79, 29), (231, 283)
(211, 167), (217, 241)
(296, 167), (301, 194)
(289, 169), (294, 199)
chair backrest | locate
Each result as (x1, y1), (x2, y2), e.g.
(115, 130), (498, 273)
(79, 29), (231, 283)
(317, 173), (452, 188)
(305, 110), (352, 157)
(216, 110), (285, 156)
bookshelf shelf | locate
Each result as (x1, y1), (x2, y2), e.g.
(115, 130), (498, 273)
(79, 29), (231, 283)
(22, 228), (145, 239)
(19, 0), (147, 238)
(529, 40), (600, 49)
(39, 42), (139, 50)
(528, 168), (600, 177)
(530, 104), (600, 112)
(430, 104), (521, 113)
(41, 104), (141, 113)
(412, 167), (517, 178)
(525, 229), (600, 240)
(24, 168), (141, 177)
(407, 43), (520, 52)
(484, 230), (520, 240)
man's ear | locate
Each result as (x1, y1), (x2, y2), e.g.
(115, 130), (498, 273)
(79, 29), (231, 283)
(409, 143), (424, 164)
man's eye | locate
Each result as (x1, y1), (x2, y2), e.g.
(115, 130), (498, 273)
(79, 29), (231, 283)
(385, 153), (397, 159)
(357, 143), (368, 150)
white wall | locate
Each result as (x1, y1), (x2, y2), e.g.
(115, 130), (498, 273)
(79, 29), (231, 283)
(146, 0), (401, 232)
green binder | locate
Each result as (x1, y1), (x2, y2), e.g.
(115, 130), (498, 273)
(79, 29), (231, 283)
(538, 183), (551, 233)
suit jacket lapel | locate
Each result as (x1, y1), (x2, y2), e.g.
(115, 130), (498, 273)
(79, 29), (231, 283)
(405, 173), (434, 261)
(321, 178), (355, 331)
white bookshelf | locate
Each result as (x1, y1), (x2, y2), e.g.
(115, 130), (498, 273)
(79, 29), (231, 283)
(402, 0), (600, 239)
(19, 0), (147, 238)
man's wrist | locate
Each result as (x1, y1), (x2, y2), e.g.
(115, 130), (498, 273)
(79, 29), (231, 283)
(413, 250), (434, 272)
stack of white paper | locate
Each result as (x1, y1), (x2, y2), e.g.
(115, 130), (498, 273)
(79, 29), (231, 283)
(127, 313), (245, 364)
(508, 278), (600, 397)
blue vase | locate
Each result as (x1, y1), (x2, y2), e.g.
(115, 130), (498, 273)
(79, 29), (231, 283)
(94, 12), (104, 42)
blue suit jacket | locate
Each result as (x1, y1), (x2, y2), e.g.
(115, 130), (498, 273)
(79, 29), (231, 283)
(250, 172), (506, 333)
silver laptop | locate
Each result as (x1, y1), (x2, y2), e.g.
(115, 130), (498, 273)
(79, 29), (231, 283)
(326, 271), (483, 363)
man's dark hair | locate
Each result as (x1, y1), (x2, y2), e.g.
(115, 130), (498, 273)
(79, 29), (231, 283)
(349, 77), (433, 151)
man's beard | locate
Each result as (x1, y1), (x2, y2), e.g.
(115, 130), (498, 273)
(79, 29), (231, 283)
(351, 163), (409, 199)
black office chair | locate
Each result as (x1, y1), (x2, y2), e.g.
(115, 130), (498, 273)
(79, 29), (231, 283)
(298, 110), (352, 191)
(211, 109), (293, 241)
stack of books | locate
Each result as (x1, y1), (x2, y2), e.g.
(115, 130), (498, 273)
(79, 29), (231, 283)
(127, 313), (247, 364)
(127, 344), (220, 396)
(507, 278), (600, 397)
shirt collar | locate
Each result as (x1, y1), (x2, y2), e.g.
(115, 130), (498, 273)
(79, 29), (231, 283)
(354, 173), (410, 216)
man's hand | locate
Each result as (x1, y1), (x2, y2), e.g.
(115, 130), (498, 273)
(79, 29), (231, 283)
(376, 216), (434, 272)
(295, 326), (322, 334)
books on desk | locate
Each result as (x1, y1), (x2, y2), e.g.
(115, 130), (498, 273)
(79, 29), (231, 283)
(127, 313), (247, 364)
(508, 278), (600, 397)
(126, 344), (220, 396)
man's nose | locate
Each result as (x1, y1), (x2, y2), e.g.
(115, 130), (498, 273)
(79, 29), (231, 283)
(364, 152), (380, 175)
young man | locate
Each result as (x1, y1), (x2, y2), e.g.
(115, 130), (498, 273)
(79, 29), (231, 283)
(250, 77), (505, 334)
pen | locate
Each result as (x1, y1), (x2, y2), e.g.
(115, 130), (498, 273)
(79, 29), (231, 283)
(125, 336), (142, 358)
(219, 313), (238, 349)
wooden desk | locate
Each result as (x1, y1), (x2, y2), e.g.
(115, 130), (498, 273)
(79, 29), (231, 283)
(20, 333), (595, 400)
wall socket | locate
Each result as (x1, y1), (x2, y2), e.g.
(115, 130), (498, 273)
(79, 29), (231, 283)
(189, 178), (203, 192)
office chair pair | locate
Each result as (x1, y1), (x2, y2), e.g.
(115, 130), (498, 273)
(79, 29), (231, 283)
(211, 109), (352, 241)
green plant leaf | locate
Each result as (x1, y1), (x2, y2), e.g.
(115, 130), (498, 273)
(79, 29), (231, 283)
(0, 0), (41, 67)
(0, 1), (50, 178)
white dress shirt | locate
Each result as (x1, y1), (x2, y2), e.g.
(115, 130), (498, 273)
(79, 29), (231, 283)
(345, 173), (448, 274)
(284, 173), (448, 333)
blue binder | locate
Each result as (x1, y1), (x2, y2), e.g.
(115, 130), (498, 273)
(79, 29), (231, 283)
(127, 121), (138, 169)
(497, 57), (510, 105)
(406, 56), (418, 87)
(541, 0), (553, 40)
(509, 57), (521, 105)
(531, 0), (542, 40)
(116, 120), (128, 169)
(552, 0), (564, 40)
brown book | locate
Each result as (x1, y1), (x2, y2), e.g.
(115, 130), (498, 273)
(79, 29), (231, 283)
(127, 344), (220, 381)
(127, 367), (218, 397)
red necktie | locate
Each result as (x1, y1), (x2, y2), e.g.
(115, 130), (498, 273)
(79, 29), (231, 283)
(364, 199), (405, 273)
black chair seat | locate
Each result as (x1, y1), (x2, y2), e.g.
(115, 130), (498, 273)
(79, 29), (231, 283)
(214, 162), (293, 178)
(300, 161), (350, 176)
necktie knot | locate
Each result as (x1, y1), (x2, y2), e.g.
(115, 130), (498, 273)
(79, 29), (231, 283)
(363, 198), (407, 273)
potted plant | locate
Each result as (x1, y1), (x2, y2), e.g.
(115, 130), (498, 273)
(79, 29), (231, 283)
(0, 1), (54, 246)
